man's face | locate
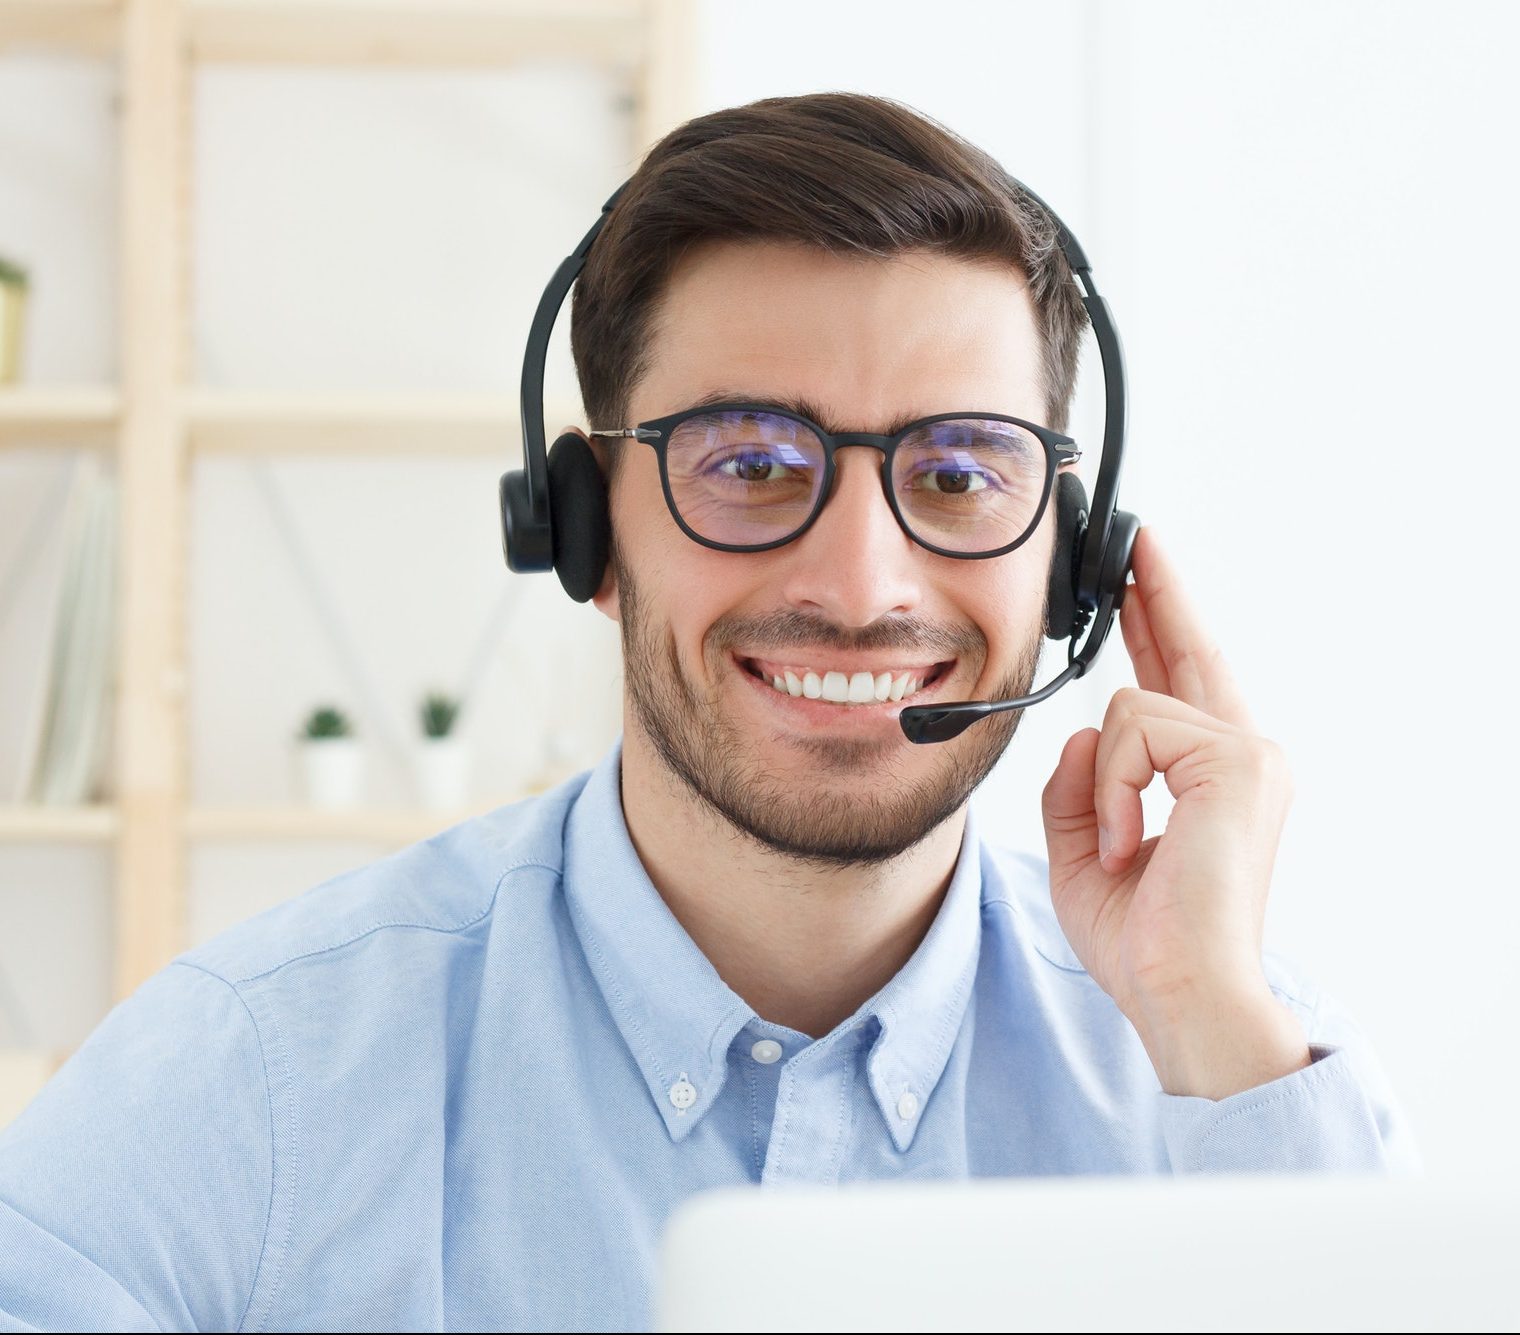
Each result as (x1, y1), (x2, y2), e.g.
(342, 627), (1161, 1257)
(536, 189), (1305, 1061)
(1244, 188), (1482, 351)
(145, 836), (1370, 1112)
(594, 240), (1054, 865)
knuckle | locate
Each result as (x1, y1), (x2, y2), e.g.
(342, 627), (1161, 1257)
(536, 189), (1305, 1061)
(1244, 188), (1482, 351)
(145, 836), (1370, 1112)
(1243, 734), (1289, 781)
(1105, 686), (1145, 723)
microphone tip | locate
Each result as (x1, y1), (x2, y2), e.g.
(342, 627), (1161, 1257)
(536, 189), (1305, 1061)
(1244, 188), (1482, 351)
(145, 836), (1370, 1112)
(899, 705), (986, 745)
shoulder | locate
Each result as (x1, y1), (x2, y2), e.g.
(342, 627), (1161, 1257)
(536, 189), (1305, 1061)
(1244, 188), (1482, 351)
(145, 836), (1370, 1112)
(181, 769), (592, 987)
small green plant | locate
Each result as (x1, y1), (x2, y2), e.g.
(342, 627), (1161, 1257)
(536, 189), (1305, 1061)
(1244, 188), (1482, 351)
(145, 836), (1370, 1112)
(302, 705), (353, 740)
(420, 691), (460, 739)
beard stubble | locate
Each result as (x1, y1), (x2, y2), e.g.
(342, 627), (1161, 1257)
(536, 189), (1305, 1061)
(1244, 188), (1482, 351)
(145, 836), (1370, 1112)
(612, 541), (1044, 869)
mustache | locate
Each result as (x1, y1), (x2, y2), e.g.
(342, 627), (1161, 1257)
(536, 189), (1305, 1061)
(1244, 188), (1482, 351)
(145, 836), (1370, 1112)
(709, 609), (985, 660)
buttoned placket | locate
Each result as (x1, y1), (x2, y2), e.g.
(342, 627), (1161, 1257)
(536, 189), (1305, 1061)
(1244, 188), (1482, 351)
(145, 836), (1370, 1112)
(760, 1023), (874, 1187)
(731, 1022), (793, 1179)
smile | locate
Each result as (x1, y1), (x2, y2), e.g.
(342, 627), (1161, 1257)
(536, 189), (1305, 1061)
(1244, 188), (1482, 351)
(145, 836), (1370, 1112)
(738, 656), (952, 706)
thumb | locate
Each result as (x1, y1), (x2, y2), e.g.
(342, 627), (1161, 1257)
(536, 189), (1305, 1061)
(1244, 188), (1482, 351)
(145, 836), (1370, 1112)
(1041, 727), (1102, 878)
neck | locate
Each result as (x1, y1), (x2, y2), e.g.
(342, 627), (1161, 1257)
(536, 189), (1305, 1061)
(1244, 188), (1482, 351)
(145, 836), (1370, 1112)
(617, 724), (966, 1038)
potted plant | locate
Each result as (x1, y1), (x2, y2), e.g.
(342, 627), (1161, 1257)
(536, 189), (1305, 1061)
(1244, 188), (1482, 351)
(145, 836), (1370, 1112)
(415, 690), (468, 811)
(298, 704), (362, 809)
(0, 255), (28, 383)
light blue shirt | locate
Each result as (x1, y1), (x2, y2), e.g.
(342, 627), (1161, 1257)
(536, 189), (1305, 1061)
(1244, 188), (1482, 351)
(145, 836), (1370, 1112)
(0, 741), (1415, 1332)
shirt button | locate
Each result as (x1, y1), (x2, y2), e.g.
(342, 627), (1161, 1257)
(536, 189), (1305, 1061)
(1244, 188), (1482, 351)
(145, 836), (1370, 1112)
(897, 1090), (919, 1121)
(669, 1074), (697, 1113)
(750, 1039), (783, 1065)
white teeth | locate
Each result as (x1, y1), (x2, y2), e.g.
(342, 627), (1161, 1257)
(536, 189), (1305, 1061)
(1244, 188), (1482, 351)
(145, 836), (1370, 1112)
(758, 663), (936, 705)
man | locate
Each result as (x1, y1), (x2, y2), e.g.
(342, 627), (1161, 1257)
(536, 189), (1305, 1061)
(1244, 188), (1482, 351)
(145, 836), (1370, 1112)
(0, 94), (1412, 1332)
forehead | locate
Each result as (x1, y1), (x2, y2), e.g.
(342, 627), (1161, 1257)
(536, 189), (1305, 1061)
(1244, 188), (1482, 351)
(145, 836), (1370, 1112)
(634, 239), (1047, 431)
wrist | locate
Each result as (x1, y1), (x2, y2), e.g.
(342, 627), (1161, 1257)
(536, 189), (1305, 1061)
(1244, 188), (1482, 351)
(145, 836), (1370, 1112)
(1128, 973), (1311, 1100)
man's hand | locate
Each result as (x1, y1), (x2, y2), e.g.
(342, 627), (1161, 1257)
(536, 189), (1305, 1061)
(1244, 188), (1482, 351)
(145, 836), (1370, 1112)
(1040, 526), (1311, 1099)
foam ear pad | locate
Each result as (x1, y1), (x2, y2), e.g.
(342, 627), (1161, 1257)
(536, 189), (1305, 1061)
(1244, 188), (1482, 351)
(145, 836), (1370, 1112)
(547, 432), (611, 603)
(1044, 471), (1089, 640)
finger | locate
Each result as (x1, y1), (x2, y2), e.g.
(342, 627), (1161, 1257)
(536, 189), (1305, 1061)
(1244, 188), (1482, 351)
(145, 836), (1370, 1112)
(1093, 687), (1235, 790)
(1094, 712), (1252, 870)
(1128, 527), (1253, 728)
(1094, 690), (1234, 857)
(1041, 727), (1102, 876)
(1118, 578), (1171, 696)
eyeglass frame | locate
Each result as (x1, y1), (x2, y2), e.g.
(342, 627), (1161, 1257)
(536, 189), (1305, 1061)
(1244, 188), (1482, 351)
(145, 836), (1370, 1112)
(590, 400), (1083, 561)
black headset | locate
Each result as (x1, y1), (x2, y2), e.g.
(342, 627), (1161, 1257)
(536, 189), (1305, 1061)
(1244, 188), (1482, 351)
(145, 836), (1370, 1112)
(501, 177), (1140, 745)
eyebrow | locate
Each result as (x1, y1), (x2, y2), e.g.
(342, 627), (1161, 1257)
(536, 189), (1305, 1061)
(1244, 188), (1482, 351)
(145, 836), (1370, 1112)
(685, 388), (944, 438)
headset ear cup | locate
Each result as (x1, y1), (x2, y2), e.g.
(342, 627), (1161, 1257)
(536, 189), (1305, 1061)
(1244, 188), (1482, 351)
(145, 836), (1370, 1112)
(547, 432), (611, 603)
(1044, 472), (1089, 640)
(1098, 510), (1141, 609)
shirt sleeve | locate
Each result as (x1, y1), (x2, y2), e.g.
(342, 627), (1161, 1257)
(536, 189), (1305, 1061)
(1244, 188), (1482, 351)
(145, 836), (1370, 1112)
(1156, 965), (1421, 1175)
(0, 962), (275, 1333)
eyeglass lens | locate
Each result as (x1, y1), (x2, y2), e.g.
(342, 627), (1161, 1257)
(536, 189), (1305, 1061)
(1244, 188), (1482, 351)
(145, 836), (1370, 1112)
(661, 409), (1049, 554)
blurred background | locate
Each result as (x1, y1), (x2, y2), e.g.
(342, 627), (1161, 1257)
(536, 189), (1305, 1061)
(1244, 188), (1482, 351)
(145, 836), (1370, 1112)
(0, 0), (1515, 1179)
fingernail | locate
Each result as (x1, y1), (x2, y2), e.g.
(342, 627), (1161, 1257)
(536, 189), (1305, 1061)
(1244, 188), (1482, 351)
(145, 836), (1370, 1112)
(1098, 825), (1112, 865)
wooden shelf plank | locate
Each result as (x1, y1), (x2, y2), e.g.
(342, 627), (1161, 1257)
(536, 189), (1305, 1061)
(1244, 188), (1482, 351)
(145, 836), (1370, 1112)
(0, 385), (120, 449)
(185, 801), (523, 844)
(187, 0), (644, 68)
(0, 1), (119, 58)
(184, 389), (580, 456)
(0, 805), (119, 842)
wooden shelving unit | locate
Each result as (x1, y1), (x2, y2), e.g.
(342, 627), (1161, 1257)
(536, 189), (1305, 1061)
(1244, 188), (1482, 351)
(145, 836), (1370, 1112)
(0, 1), (696, 1022)
(0, 804), (119, 842)
(187, 1), (647, 70)
(184, 801), (548, 844)
(184, 390), (583, 457)
(0, 1), (118, 57)
(0, 385), (120, 449)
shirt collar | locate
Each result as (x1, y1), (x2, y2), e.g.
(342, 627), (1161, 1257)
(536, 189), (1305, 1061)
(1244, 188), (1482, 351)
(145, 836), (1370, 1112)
(563, 742), (752, 1142)
(561, 739), (984, 1151)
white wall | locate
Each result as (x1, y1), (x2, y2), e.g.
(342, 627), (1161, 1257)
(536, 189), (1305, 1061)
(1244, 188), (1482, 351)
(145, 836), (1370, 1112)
(2, 1), (1516, 1175)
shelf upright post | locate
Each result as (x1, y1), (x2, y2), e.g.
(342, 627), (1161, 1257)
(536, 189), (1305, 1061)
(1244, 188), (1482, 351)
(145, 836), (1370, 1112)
(113, 0), (190, 999)
(634, 0), (699, 159)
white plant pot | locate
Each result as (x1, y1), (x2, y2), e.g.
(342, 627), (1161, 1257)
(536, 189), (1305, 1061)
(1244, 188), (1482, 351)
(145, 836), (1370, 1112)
(415, 735), (470, 811)
(300, 738), (364, 809)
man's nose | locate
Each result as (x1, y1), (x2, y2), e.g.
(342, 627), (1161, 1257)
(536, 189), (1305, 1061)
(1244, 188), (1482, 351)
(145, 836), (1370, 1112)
(778, 448), (924, 627)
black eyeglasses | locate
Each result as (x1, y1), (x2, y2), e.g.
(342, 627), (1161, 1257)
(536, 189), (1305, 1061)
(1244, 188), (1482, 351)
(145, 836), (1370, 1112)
(590, 401), (1080, 560)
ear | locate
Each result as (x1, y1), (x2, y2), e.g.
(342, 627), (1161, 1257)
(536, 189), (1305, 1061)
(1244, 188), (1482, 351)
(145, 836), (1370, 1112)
(575, 427), (621, 621)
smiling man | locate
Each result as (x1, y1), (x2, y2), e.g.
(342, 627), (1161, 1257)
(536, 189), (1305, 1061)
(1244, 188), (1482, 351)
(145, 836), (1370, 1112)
(0, 95), (1413, 1333)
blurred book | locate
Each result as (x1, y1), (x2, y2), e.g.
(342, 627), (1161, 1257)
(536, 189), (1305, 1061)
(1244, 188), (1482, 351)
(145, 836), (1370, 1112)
(18, 453), (118, 805)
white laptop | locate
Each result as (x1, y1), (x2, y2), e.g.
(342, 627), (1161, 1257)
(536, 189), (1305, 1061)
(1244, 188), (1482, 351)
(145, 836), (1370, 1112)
(656, 1174), (1517, 1332)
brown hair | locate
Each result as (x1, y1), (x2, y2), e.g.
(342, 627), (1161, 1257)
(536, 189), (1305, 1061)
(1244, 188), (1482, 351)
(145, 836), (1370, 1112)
(570, 92), (1089, 464)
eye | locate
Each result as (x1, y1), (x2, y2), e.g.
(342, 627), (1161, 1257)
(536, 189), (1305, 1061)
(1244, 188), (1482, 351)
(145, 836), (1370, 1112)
(717, 450), (791, 483)
(911, 465), (991, 495)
